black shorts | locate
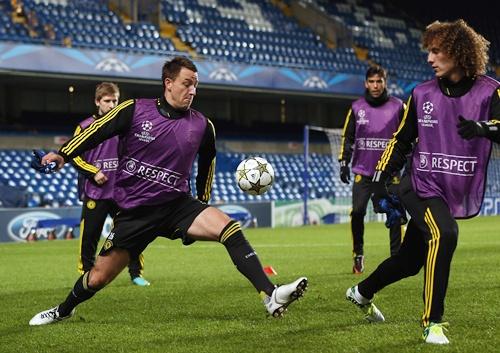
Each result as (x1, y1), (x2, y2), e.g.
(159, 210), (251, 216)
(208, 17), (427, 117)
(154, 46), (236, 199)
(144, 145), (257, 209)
(99, 194), (210, 258)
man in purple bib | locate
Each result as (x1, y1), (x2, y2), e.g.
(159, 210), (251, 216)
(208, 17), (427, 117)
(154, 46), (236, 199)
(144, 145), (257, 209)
(339, 65), (405, 274)
(345, 20), (500, 344)
(29, 57), (308, 326)
(71, 82), (150, 287)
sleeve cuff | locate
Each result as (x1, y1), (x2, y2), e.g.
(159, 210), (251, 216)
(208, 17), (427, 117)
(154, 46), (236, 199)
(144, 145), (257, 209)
(372, 170), (391, 184)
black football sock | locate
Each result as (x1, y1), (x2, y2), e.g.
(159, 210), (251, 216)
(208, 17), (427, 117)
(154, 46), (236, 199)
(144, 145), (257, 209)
(58, 272), (98, 317)
(220, 221), (275, 296)
(351, 213), (365, 256)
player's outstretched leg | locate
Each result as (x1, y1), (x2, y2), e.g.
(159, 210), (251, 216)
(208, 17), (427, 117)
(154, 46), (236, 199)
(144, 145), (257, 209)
(218, 220), (308, 318)
(346, 285), (385, 323)
(29, 306), (75, 326)
(29, 271), (96, 326)
(263, 277), (308, 318)
(29, 249), (129, 326)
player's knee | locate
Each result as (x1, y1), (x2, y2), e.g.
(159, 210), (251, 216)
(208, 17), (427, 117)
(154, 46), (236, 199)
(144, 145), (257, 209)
(395, 254), (423, 276)
(405, 261), (423, 276)
(87, 269), (112, 289)
(439, 225), (458, 249)
(219, 220), (244, 245)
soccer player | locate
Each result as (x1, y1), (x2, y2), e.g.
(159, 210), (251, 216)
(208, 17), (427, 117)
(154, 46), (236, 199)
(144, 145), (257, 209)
(338, 65), (405, 274)
(29, 56), (308, 326)
(346, 19), (500, 344)
(70, 82), (150, 286)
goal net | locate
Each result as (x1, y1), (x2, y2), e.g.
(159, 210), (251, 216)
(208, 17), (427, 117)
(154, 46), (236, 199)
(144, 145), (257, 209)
(302, 125), (383, 226)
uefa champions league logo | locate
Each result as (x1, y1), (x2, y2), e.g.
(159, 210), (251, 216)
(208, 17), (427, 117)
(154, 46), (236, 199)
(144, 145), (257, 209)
(419, 101), (438, 127)
(95, 57), (130, 72)
(303, 76), (328, 89)
(142, 120), (153, 132)
(422, 101), (434, 115)
(356, 110), (369, 125)
(209, 67), (238, 81)
(134, 120), (156, 142)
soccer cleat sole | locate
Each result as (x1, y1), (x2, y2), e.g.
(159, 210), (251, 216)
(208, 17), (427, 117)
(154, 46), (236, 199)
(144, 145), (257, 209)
(270, 278), (308, 318)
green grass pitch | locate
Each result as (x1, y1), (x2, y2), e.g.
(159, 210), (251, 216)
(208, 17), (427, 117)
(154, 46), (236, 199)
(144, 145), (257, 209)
(1, 216), (499, 353)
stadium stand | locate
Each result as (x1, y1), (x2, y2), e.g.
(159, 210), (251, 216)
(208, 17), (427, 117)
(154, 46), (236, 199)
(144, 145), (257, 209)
(167, 0), (365, 73)
(4, 0), (178, 54)
(0, 0), (498, 81)
(308, 0), (433, 81)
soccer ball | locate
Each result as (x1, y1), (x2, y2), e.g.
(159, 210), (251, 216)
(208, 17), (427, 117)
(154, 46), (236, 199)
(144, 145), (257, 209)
(235, 157), (275, 195)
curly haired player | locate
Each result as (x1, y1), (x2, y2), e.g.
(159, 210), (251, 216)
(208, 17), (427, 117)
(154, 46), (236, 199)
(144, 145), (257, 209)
(346, 19), (500, 344)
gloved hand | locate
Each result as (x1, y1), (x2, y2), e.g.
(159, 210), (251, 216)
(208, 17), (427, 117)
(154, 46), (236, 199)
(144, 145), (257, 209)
(30, 150), (57, 174)
(339, 160), (350, 184)
(378, 195), (408, 228)
(371, 179), (389, 213)
(457, 116), (486, 140)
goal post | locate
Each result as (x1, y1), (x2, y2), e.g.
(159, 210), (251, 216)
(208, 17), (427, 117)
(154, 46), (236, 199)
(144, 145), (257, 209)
(303, 125), (349, 225)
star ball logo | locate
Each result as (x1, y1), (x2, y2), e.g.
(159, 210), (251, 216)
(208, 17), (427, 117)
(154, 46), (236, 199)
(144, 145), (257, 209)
(356, 109), (369, 125)
(419, 101), (438, 127)
(422, 101), (433, 115)
(303, 76), (328, 89)
(135, 120), (156, 142)
(142, 120), (153, 132)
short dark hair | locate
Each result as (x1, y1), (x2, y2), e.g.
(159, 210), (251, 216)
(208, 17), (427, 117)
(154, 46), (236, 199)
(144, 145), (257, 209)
(365, 65), (387, 81)
(161, 56), (198, 87)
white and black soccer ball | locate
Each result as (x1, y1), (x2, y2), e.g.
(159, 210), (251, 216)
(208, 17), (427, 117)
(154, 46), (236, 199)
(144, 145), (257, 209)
(235, 157), (275, 195)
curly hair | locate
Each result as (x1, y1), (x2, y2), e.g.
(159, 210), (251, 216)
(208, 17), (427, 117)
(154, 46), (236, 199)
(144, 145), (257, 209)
(422, 19), (490, 77)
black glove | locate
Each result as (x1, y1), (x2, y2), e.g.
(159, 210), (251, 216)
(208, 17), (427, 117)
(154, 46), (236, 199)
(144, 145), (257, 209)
(371, 180), (389, 213)
(339, 160), (350, 184)
(457, 116), (486, 140)
(30, 150), (57, 174)
(378, 195), (408, 228)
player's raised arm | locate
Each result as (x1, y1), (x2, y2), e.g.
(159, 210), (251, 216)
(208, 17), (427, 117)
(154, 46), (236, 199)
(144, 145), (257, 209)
(70, 125), (100, 178)
(59, 99), (135, 162)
